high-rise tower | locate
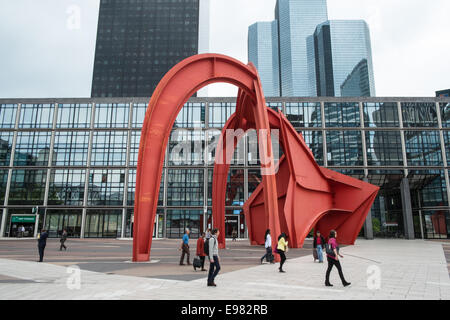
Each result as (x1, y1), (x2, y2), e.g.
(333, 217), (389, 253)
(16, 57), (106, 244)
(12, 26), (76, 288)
(91, 0), (209, 97)
(275, 0), (328, 96)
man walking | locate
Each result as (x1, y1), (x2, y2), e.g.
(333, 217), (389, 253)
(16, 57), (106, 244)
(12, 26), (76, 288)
(60, 229), (68, 251)
(207, 228), (221, 287)
(37, 229), (48, 262)
(179, 228), (191, 265)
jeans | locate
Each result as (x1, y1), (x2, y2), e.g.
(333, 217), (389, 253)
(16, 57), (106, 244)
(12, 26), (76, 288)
(208, 255), (221, 284)
(325, 256), (348, 285)
(261, 247), (272, 262)
(316, 245), (323, 262)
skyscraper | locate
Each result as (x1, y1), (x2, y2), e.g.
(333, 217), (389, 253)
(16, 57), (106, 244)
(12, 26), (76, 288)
(313, 20), (375, 97)
(248, 21), (280, 97)
(275, 0), (328, 96)
(340, 59), (371, 97)
(91, 0), (209, 98)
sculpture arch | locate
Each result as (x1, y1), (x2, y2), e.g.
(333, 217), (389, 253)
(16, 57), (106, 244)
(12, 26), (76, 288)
(133, 54), (281, 261)
(133, 53), (379, 262)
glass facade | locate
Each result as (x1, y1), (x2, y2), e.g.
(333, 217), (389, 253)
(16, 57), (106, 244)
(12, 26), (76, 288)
(248, 21), (280, 97)
(0, 97), (449, 241)
(314, 20), (376, 97)
(275, 0), (328, 96)
(91, 0), (200, 98)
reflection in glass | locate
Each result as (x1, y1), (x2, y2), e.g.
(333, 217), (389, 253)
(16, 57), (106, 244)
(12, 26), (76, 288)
(91, 131), (128, 166)
(19, 104), (54, 128)
(363, 102), (399, 128)
(14, 132), (52, 166)
(366, 131), (403, 166)
(209, 103), (235, 128)
(405, 131), (442, 166)
(57, 104), (91, 128)
(0, 104), (17, 128)
(285, 102), (321, 127)
(401, 102), (438, 127)
(48, 170), (85, 206)
(167, 169), (203, 206)
(8, 169), (47, 205)
(88, 169), (125, 206)
(53, 131), (89, 166)
(324, 102), (360, 127)
(0, 132), (14, 166)
(326, 130), (363, 166)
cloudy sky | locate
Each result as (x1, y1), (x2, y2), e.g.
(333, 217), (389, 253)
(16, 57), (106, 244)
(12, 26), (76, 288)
(0, 0), (449, 98)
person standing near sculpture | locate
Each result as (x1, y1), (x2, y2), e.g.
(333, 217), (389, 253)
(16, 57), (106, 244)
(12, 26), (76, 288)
(179, 228), (191, 265)
(325, 230), (351, 287)
(277, 233), (288, 272)
(313, 230), (325, 263)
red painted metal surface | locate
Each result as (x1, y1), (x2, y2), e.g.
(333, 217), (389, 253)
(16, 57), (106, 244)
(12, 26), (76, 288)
(133, 54), (280, 261)
(133, 53), (379, 262)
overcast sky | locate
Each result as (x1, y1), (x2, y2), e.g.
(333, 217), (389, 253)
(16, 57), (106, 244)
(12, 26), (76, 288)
(0, 0), (449, 98)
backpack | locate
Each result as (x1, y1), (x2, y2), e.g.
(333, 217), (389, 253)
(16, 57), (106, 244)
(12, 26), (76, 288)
(204, 237), (215, 256)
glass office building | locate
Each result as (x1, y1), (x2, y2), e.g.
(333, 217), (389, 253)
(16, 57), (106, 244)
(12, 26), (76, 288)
(248, 21), (280, 97)
(340, 59), (371, 97)
(91, 0), (206, 97)
(313, 20), (376, 97)
(275, 0), (328, 96)
(0, 97), (449, 241)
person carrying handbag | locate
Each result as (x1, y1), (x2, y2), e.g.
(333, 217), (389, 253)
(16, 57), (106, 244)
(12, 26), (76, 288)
(277, 233), (288, 273)
(195, 232), (207, 271)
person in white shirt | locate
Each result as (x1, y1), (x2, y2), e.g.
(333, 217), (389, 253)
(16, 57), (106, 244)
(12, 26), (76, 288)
(260, 229), (274, 264)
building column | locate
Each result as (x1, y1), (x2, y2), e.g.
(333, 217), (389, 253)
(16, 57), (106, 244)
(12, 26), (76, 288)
(400, 177), (415, 240)
(363, 178), (374, 240)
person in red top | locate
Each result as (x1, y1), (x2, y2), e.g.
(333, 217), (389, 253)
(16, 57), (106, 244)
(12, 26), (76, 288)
(325, 230), (351, 287)
(196, 232), (207, 271)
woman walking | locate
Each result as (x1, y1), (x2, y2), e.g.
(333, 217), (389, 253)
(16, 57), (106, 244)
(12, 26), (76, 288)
(260, 229), (274, 264)
(277, 233), (288, 273)
(325, 230), (351, 287)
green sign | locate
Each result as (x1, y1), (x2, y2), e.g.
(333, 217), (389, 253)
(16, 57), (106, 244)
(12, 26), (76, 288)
(11, 216), (36, 223)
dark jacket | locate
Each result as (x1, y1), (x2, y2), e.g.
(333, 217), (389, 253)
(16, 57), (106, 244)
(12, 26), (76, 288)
(313, 235), (326, 248)
(38, 232), (48, 247)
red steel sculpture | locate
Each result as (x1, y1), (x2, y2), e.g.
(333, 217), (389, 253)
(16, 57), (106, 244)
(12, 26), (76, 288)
(133, 53), (379, 262)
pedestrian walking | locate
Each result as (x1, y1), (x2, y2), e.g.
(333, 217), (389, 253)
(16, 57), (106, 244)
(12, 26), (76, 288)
(59, 229), (68, 251)
(232, 228), (237, 241)
(207, 228), (221, 287)
(179, 228), (191, 265)
(325, 230), (351, 287)
(196, 232), (207, 271)
(277, 233), (288, 273)
(313, 230), (325, 263)
(37, 229), (48, 262)
(260, 229), (274, 264)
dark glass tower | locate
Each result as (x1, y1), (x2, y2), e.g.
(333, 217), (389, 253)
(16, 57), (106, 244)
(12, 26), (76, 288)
(91, 0), (200, 97)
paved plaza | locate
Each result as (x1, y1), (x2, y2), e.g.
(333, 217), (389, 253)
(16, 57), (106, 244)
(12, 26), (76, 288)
(0, 238), (449, 300)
